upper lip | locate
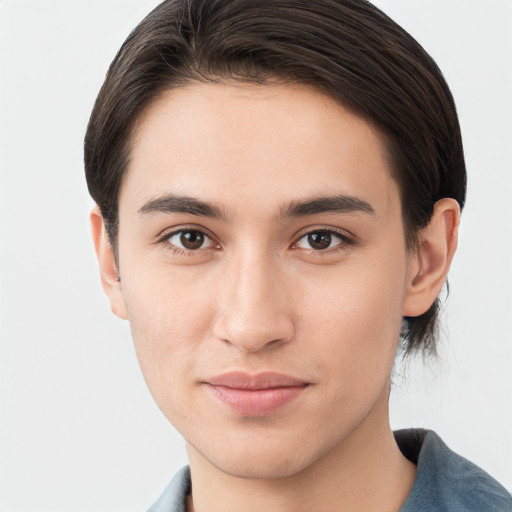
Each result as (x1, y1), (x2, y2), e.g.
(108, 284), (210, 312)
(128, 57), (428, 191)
(205, 371), (309, 390)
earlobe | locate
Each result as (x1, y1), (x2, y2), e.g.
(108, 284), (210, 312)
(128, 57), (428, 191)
(90, 206), (128, 320)
(403, 198), (460, 317)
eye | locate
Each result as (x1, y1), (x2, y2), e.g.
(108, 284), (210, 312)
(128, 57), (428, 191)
(295, 230), (347, 251)
(166, 229), (217, 251)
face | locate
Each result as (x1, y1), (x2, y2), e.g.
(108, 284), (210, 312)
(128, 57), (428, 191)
(114, 83), (415, 478)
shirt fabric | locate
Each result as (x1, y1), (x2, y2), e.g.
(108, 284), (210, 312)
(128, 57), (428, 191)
(147, 429), (512, 512)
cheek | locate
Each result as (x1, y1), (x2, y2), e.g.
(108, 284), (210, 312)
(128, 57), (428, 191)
(297, 257), (406, 384)
(122, 255), (216, 337)
(119, 264), (216, 405)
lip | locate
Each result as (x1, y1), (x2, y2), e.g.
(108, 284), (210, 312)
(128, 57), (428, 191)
(204, 372), (309, 416)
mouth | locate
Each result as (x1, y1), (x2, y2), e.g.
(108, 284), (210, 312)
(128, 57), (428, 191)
(204, 371), (310, 416)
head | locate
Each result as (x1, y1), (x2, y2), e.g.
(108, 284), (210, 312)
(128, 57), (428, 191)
(85, 0), (466, 357)
(86, 0), (464, 479)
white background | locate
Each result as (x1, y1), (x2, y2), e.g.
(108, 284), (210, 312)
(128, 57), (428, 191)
(0, 1), (511, 510)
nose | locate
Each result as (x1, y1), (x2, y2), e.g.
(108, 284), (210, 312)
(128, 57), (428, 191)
(212, 250), (295, 353)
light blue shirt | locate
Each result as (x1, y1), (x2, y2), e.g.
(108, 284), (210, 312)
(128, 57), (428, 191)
(148, 429), (512, 512)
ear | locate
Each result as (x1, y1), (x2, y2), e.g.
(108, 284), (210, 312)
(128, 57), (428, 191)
(403, 198), (460, 317)
(90, 206), (128, 320)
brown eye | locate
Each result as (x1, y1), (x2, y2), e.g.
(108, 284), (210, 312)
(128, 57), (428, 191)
(296, 230), (346, 251)
(180, 231), (204, 250)
(307, 232), (332, 250)
(167, 230), (215, 251)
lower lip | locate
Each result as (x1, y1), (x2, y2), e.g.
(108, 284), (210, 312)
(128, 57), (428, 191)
(205, 384), (307, 416)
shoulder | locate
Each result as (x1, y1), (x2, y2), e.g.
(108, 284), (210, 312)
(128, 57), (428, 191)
(147, 466), (191, 512)
(397, 429), (512, 512)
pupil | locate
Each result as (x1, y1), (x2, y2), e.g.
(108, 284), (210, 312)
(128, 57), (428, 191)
(180, 231), (204, 250)
(308, 232), (331, 250)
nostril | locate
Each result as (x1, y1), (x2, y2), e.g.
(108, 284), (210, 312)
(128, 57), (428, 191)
(213, 317), (295, 353)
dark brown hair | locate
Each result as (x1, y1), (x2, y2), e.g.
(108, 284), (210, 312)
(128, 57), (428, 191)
(84, 0), (466, 355)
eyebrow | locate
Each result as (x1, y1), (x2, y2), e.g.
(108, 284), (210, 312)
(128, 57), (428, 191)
(137, 193), (375, 220)
(138, 194), (229, 219)
(278, 195), (375, 218)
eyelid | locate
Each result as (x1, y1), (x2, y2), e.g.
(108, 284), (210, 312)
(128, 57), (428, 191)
(155, 225), (221, 249)
(154, 224), (356, 255)
(292, 226), (355, 244)
(291, 226), (357, 253)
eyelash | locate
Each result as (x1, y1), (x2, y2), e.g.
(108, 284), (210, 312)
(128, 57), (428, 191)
(156, 226), (355, 257)
(292, 228), (355, 254)
(156, 226), (220, 257)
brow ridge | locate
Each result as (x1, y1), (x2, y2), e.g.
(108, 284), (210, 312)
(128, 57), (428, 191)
(138, 193), (375, 220)
(138, 194), (227, 219)
(279, 194), (375, 218)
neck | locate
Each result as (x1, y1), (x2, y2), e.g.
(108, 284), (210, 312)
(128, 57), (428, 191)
(186, 387), (416, 512)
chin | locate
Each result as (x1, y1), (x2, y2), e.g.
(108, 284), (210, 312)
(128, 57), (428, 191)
(212, 453), (314, 480)
(188, 432), (328, 480)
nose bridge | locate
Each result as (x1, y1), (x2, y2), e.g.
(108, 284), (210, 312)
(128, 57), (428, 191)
(214, 244), (294, 352)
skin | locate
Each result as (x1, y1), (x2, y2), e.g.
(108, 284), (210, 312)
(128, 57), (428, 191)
(92, 83), (459, 512)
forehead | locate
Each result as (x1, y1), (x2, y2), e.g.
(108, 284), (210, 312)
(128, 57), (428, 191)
(121, 82), (399, 220)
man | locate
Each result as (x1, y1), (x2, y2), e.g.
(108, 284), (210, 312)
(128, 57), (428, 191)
(85, 0), (512, 510)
